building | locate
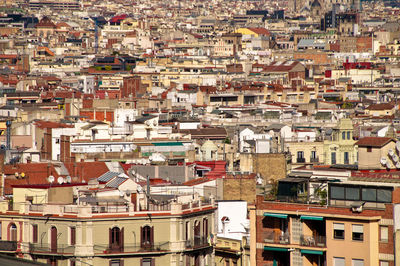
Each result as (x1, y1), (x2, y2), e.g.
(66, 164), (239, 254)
(251, 178), (400, 266)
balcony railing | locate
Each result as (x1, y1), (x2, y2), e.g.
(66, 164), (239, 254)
(300, 235), (326, 248)
(29, 243), (75, 255)
(296, 157), (306, 163)
(263, 230), (290, 244)
(0, 240), (17, 252)
(310, 157), (319, 163)
(93, 242), (170, 255)
(185, 236), (208, 249)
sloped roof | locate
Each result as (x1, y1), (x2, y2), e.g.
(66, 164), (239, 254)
(247, 27), (271, 36)
(366, 103), (395, 111)
(355, 137), (394, 147)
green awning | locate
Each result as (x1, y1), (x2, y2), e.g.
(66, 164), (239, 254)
(264, 247), (288, 252)
(264, 213), (288, 219)
(301, 249), (324, 255)
(300, 215), (323, 221)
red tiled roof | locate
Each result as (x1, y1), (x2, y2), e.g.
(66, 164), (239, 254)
(366, 102), (395, 111)
(63, 161), (110, 181)
(355, 137), (394, 147)
(34, 120), (74, 129)
(247, 27), (271, 36)
(4, 163), (61, 195)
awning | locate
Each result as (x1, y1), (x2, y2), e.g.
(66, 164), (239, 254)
(301, 249), (324, 255)
(264, 213), (288, 219)
(300, 215), (323, 221)
(264, 247), (288, 252)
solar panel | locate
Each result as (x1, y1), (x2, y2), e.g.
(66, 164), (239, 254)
(97, 172), (120, 182)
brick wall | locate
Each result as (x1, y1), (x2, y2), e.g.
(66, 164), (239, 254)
(253, 153), (288, 181)
(222, 178), (256, 203)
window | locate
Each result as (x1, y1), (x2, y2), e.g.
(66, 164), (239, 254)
(367, 146), (372, 152)
(352, 259), (364, 266)
(311, 151), (317, 159)
(344, 152), (349, 164)
(110, 260), (122, 266)
(345, 187), (360, 200)
(380, 226), (388, 242)
(9, 223), (17, 241)
(347, 131), (351, 140)
(331, 152), (336, 164)
(342, 132), (346, 140)
(141, 258), (154, 266)
(377, 189), (392, 203)
(331, 186), (344, 199)
(362, 188), (376, 201)
(185, 222), (189, 240)
(109, 227), (123, 251)
(334, 257), (345, 266)
(333, 223), (345, 239)
(380, 261), (389, 266)
(70, 227), (76, 245)
(141, 226), (154, 248)
(297, 151), (304, 159)
(32, 224), (38, 243)
(352, 224), (364, 241)
(203, 218), (208, 238)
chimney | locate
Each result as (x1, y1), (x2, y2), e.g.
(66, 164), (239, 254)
(60, 135), (71, 163)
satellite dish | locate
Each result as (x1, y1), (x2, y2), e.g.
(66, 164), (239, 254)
(137, 186), (143, 193)
(396, 162), (400, 169)
(66, 176), (72, 183)
(57, 177), (64, 184)
(119, 191), (124, 197)
(393, 154), (399, 162)
(389, 149), (395, 157)
(381, 157), (387, 165)
(20, 173), (25, 179)
(48, 175), (55, 183)
(15, 172), (19, 179)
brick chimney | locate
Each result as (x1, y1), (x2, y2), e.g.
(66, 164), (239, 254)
(60, 135), (71, 162)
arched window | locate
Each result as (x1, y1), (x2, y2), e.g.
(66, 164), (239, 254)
(111, 227), (120, 246)
(140, 225), (153, 248)
(8, 223), (17, 241)
(109, 227), (124, 252)
(203, 218), (208, 238)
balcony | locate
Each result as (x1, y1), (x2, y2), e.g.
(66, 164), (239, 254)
(296, 157), (306, 163)
(300, 235), (326, 248)
(0, 240), (17, 252)
(310, 157), (319, 163)
(29, 243), (75, 255)
(263, 230), (290, 245)
(94, 242), (170, 255)
(185, 236), (208, 249)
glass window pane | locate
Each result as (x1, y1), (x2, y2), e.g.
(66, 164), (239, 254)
(352, 259), (364, 266)
(331, 186), (344, 199)
(380, 226), (388, 241)
(345, 187), (360, 200)
(377, 189), (392, 203)
(334, 257), (345, 266)
(362, 188), (376, 201)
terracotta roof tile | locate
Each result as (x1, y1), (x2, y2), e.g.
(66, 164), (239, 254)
(355, 137), (394, 147)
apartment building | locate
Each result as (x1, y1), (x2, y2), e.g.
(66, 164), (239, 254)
(0, 182), (216, 266)
(250, 180), (399, 266)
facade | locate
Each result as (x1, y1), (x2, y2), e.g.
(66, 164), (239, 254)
(323, 118), (357, 165)
(251, 179), (399, 266)
(0, 184), (216, 266)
